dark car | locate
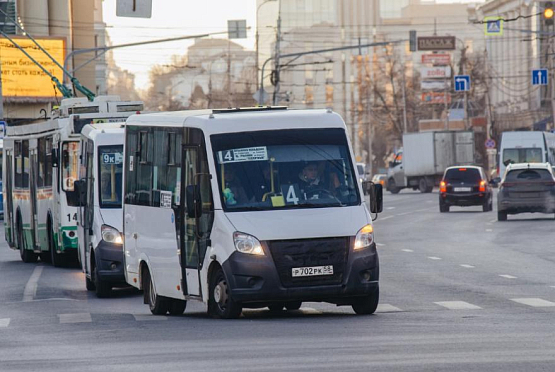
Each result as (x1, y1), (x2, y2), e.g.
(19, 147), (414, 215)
(497, 163), (555, 221)
(439, 166), (493, 213)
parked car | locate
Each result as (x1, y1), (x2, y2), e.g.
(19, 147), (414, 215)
(497, 163), (555, 221)
(439, 166), (493, 213)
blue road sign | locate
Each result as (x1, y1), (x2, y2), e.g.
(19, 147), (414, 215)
(454, 75), (471, 92)
(485, 18), (503, 36)
(0, 120), (5, 139)
(485, 138), (496, 149)
(532, 69), (548, 86)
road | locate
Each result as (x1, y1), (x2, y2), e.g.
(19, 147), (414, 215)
(1, 190), (555, 371)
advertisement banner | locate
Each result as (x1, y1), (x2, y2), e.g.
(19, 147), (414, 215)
(0, 37), (66, 98)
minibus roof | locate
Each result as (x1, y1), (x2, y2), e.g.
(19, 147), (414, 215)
(125, 108), (346, 136)
(81, 122), (125, 142)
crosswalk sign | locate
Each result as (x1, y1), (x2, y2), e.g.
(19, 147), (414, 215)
(485, 17), (503, 36)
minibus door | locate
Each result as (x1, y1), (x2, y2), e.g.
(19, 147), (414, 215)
(179, 146), (203, 298)
(82, 142), (95, 276)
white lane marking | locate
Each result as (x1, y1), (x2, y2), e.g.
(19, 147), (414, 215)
(376, 304), (402, 313)
(486, 229), (493, 232)
(499, 274), (517, 279)
(386, 207), (396, 210)
(396, 212), (412, 216)
(489, 219), (497, 223)
(379, 216), (394, 221)
(426, 200), (434, 203)
(300, 307), (322, 315)
(511, 298), (555, 307)
(402, 249), (414, 252)
(376, 243), (386, 247)
(414, 207), (437, 212)
(435, 301), (482, 310)
(58, 313), (92, 324)
(550, 286), (555, 289)
(133, 314), (168, 321)
(0, 318), (10, 328)
(23, 266), (44, 302)
(460, 264), (475, 269)
(428, 256), (442, 260)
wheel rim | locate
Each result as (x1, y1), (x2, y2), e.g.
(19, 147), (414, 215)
(214, 277), (229, 311)
(149, 277), (156, 306)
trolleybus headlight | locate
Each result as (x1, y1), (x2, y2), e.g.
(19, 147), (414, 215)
(101, 225), (123, 245)
(233, 232), (264, 256)
(354, 224), (374, 250)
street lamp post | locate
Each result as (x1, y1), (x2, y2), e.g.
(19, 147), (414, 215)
(256, 0), (277, 91)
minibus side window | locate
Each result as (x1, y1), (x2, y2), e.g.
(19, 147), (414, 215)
(136, 130), (153, 206)
(125, 127), (138, 204)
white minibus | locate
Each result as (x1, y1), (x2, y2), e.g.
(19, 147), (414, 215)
(76, 123), (126, 297)
(123, 107), (383, 318)
(498, 131), (555, 178)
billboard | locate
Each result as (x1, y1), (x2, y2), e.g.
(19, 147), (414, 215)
(417, 36), (456, 51)
(0, 37), (66, 98)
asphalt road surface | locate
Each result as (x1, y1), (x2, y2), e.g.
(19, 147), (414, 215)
(1, 190), (555, 371)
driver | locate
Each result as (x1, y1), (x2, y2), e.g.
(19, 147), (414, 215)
(298, 162), (323, 198)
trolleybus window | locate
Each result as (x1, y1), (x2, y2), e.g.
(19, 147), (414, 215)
(98, 145), (123, 208)
(211, 128), (360, 211)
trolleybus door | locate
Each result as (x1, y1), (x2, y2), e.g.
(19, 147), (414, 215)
(29, 149), (39, 250)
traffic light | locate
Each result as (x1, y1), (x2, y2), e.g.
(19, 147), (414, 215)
(544, 2), (554, 26)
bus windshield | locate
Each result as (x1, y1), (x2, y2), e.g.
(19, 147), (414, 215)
(62, 141), (79, 191)
(98, 145), (123, 208)
(211, 128), (360, 211)
(502, 147), (543, 165)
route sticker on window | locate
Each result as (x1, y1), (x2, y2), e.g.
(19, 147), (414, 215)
(218, 147), (268, 164)
(160, 190), (172, 209)
(280, 184), (301, 205)
(101, 153), (123, 165)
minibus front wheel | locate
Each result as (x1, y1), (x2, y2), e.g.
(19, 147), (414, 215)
(208, 267), (242, 319)
(351, 286), (379, 315)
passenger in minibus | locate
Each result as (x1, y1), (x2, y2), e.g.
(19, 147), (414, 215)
(223, 165), (248, 206)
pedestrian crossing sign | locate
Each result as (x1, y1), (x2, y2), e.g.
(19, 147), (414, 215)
(485, 17), (503, 36)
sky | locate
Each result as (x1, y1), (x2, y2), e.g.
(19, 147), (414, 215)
(102, 0), (485, 92)
(102, 0), (257, 91)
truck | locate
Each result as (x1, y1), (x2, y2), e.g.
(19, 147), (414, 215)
(387, 131), (475, 194)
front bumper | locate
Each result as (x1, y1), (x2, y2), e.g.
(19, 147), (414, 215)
(95, 240), (126, 285)
(440, 192), (488, 206)
(222, 241), (379, 305)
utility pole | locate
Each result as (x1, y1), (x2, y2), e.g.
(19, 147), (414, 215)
(272, 2), (281, 105)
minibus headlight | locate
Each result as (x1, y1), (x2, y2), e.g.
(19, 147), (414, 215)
(101, 225), (123, 245)
(233, 232), (264, 256)
(354, 225), (374, 250)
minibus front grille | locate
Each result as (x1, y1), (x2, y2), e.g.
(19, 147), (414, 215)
(267, 237), (349, 288)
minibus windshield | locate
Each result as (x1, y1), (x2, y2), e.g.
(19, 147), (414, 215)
(211, 128), (360, 211)
(98, 145), (123, 208)
(502, 148), (543, 165)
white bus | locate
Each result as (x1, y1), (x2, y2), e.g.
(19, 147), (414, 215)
(3, 96), (143, 266)
(76, 123), (126, 297)
(498, 131), (555, 178)
(123, 107), (383, 319)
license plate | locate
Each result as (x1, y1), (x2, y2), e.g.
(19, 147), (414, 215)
(292, 265), (334, 277)
(454, 187), (472, 192)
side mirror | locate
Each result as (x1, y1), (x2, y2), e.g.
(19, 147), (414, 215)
(74, 179), (87, 206)
(186, 185), (202, 219)
(52, 148), (59, 168)
(369, 183), (383, 214)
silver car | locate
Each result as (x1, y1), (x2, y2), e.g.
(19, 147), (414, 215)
(497, 163), (555, 221)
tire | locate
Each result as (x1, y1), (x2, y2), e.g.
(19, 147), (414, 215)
(92, 258), (111, 298)
(388, 179), (400, 194)
(498, 211), (507, 221)
(418, 178), (427, 193)
(168, 299), (187, 316)
(352, 287), (380, 315)
(425, 184), (434, 193)
(439, 203), (449, 213)
(208, 267), (242, 319)
(285, 301), (302, 311)
(49, 227), (64, 267)
(40, 252), (51, 263)
(85, 276), (96, 291)
(268, 304), (284, 312)
(145, 269), (168, 315)
(18, 223), (38, 263)
(482, 200), (490, 212)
